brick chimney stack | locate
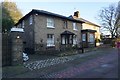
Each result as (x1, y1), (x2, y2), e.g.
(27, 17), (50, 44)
(74, 11), (80, 18)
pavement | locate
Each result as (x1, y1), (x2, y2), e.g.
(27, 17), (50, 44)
(2, 44), (119, 78)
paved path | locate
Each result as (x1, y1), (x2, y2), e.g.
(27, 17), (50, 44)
(10, 46), (118, 78)
(43, 52), (117, 78)
(23, 47), (103, 70)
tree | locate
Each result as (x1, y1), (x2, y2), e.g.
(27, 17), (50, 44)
(2, 0), (22, 33)
(116, 1), (120, 37)
(98, 3), (120, 38)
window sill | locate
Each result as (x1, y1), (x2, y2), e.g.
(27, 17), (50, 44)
(47, 45), (55, 47)
(73, 29), (78, 31)
(29, 23), (32, 25)
(47, 26), (55, 29)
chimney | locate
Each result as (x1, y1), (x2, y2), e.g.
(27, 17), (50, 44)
(74, 11), (80, 18)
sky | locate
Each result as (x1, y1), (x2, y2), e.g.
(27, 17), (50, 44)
(2, 0), (119, 34)
(15, 2), (118, 24)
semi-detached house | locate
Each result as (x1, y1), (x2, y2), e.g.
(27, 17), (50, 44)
(12, 9), (100, 54)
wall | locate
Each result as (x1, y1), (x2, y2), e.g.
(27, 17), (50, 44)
(2, 33), (11, 66)
(34, 14), (82, 53)
(10, 32), (23, 65)
(16, 15), (34, 54)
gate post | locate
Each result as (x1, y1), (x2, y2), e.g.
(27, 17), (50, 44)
(10, 28), (24, 66)
(11, 36), (23, 65)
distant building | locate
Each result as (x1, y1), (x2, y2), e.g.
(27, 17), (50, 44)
(102, 35), (112, 38)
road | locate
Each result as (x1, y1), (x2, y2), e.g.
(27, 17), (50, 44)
(3, 46), (119, 78)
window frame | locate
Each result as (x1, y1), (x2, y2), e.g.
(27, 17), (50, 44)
(63, 20), (68, 29)
(47, 18), (54, 28)
(73, 22), (78, 31)
(22, 20), (25, 28)
(47, 34), (55, 47)
(29, 15), (33, 25)
(73, 35), (77, 45)
(82, 33), (86, 41)
(89, 33), (95, 43)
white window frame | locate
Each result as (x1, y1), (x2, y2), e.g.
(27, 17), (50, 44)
(73, 35), (77, 45)
(63, 20), (67, 29)
(73, 23), (78, 31)
(62, 35), (65, 44)
(47, 34), (55, 47)
(22, 20), (25, 28)
(47, 18), (54, 28)
(29, 15), (33, 25)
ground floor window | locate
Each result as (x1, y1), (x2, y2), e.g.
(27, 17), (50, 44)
(89, 33), (94, 43)
(47, 34), (55, 47)
(82, 33), (86, 41)
(73, 35), (77, 45)
(61, 35), (66, 44)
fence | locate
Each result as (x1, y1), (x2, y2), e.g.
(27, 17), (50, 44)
(2, 33), (12, 66)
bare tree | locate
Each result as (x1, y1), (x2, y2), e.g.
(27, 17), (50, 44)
(98, 3), (119, 38)
(116, 1), (120, 37)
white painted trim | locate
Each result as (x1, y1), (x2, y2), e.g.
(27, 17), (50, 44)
(11, 27), (24, 32)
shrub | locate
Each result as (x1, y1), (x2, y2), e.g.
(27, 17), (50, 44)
(111, 38), (120, 47)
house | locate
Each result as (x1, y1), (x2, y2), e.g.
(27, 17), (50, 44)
(69, 11), (101, 47)
(13, 9), (84, 54)
(12, 9), (101, 54)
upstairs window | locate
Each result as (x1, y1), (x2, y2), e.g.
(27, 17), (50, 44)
(22, 20), (25, 28)
(47, 18), (54, 28)
(73, 23), (78, 30)
(63, 20), (67, 29)
(47, 34), (55, 47)
(29, 15), (33, 25)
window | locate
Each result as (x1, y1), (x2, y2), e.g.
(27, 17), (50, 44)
(22, 20), (25, 28)
(69, 35), (72, 44)
(73, 35), (77, 45)
(47, 34), (55, 47)
(29, 15), (33, 25)
(47, 18), (54, 28)
(89, 33), (94, 43)
(63, 20), (67, 29)
(82, 34), (86, 41)
(73, 23), (77, 30)
(62, 35), (65, 44)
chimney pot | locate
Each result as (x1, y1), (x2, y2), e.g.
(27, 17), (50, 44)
(74, 11), (80, 18)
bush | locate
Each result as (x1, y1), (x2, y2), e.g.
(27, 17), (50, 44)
(111, 38), (120, 47)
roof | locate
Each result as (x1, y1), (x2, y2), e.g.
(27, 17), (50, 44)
(61, 30), (75, 35)
(69, 16), (100, 27)
(77, 18), (100, 27)
(15, 9), (84, 26)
